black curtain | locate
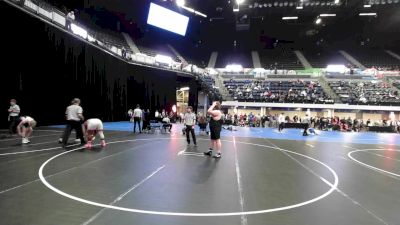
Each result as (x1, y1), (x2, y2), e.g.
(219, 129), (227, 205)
(0, 2), (179, 127)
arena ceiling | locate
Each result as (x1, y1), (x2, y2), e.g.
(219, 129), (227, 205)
(53, 0), (400, 49)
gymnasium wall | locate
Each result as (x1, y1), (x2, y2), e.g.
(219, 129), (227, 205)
(0, 2), (181, 127)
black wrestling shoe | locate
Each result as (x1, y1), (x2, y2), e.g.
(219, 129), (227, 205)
(213, 153), (222, 159)
(203, 150), (212, 156)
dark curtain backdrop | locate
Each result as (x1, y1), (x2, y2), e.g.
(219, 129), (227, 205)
(0, 2), (186, 127)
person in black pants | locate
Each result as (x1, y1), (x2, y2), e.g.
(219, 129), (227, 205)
(183, 106), (196, 146)
(132, 105), (142, 133)
(142, 109), (150, 132)
(302, 114), (310, 136)
(62, 98), (85, 148)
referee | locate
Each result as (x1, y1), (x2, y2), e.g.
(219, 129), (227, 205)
(183, 106), (197, 146)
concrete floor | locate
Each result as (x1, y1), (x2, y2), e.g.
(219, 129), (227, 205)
(0, 125), (399, 225)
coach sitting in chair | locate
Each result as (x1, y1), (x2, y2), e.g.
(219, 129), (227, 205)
(162, 116), (172, 133)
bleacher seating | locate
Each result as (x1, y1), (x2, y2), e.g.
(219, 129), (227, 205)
(215, 51), (252, 68)
(348, 49), (400, 69)
(223, 79), (332, 103)
(329, 81), (400, 105)
(260, 49), (304, 70)
(302, 49), (349, 68)
(171, 44), (207, 67)
(137, 45), (180, 62)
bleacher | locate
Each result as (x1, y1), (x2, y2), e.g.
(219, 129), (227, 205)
(215, 51), (252, 68)
(348, 49), (400, 68)
(223, 79), (332, 103)
(302, 49), (349, 68)
(260, 49), (304, 70)
(329, 80), (400, 105)
(137, 45), (180, 63)
(171, 44), (207, 67)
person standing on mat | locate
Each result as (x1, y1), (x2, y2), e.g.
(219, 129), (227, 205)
(62, 98), (85, 148)
(184, 106), (197, 146)
(302, 114), (310, 136)
(204, 101), (223, 158)
(133, 104), (142, 133)
(59, 99), (81, 144)
(278, 112), (285, 133)
(8, 99), (20, 135)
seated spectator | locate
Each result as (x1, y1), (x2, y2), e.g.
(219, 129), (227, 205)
(162, 116), (172, 133)
(197, 115), (209, 135)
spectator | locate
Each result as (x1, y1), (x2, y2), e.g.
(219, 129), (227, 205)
(162, 116), (172, 133)
(8, 99), (20, 135)
(133, 104), (142, 133)
(66, 10), (75, 30)
(142, 109), (151, 132)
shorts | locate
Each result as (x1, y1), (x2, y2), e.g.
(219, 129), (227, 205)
(210, 127), (221, 140)
(86, 119), (103, 131)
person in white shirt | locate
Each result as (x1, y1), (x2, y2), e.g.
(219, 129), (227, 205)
(162, 116), (172, 132)
(67, 11), (75, 20)
(66, 11), (75, 30)
(128, 109), (133, 121)
(17, 116), (36, 144)
(83, 118), (106, 149)
(133, 104), (142, 133)
(184, 106), (197, 146)
(278, 113), (285, 133)
(62, 98), (85, 148)
(8, 99), (20, 135)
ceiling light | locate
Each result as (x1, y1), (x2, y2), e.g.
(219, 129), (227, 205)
(364, 4), (372, 7)
(236, 0), (245, 4)
(359, 12), (377, 16)
(315, 18), (322, 24)
(320, 13), (336, 17)
(282, 16), (299, 20)
(176, 0), (185, 7)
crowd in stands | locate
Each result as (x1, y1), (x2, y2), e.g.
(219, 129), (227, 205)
(224, 79), (333, 103)
(215, 112), (400, 133)
(329, 81), (400, 105)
